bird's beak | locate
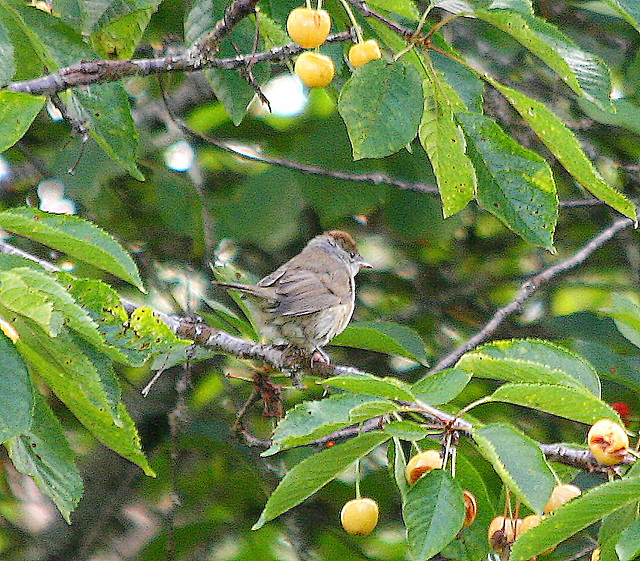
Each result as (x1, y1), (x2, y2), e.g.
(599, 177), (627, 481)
(359, 259), (373, 270)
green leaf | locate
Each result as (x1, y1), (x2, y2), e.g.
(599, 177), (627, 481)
(322, 372), (415, 402)
(602, 0), (640, 32)
(0, 269), (62, 336)
(492, 83), (636, 220)
(411, 368), (472, 405)
(0, 208), (144, 291)
(366, 0), (419, 20)
(442, 452), (495, 561)
(18, 327), (154, 475)
(489, 383), (621, 425)
(384, 420), (428, 441)
(331, 321), (428, 365)
(6, 394), (82, 522)
(0, 90), (45, 152)
(474, 423), (555, 513)
(510, 477), (640, 560)
(338, 59), (423, 160)
(0, 329), (32, 442)
(457, 339), (601, 395)
(457, 111), (557, 250)
(605, 293), (640, 349)
(476, 9), (613, 110)
(2, 5), (142, 178)
(262, 393), (383, 456)
(90, 7), (159, 59)
(599, 504), (637, 561)
(420, 76), (476, 217)
(63, 276), (190, 366)
(403, 469), (465, 561)
(0, 15), (14, 85)
(389, 437), (410, 500)
(73, 83), (143, 180)
(573, 340), (640, 395)
(14, 320), (117, 415)
(616, 517), (640, 561)
(252, 431), (390, 530)
(348, 400), (400, 423)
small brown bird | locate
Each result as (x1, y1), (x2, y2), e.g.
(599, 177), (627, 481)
(216, 230), (371, 359)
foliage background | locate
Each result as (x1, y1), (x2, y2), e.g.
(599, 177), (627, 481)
(1, 0), (640, 560)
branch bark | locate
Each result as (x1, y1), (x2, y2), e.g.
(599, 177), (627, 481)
(429, 217), (636, 373)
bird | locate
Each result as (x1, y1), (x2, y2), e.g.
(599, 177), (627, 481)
(215, 230), (371, 361)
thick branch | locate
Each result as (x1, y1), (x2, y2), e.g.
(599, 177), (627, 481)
(5, 32), (353, 96)
(430, 217), (636, 373)
(0, 238), (632, 472)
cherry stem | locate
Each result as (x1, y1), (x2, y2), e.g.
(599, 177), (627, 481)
(339, 0), (364, 43)
(355, 458), (362, 499)
(306, 0), (312, 9)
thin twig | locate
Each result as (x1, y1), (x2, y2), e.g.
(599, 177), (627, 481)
(429, 217), (636, 373)
(166, 113), (439, 194)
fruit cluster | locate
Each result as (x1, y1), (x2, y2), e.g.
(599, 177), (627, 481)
(488, 484), (582, 553)
(286, 5), (382, 88)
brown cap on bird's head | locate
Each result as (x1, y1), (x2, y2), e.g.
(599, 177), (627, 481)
(325, 230), (372, 269)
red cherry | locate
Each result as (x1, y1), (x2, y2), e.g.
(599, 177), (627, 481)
(610, 401), (631, 419)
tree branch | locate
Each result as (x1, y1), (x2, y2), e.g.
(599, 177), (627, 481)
(430, 217), (636, 373)
(0, 237), (632, 473)
(4, 32), (353, 96)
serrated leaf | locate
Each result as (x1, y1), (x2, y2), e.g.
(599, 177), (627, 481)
(412, 368), (472, 405)
(474, 423), (555, 513)
(0, 90), (45, 152)
(322, 372), (415, 402)
(338, 59), (423, 160)
(6, 394), (82, 522)
(457, 111), (557, 250)
(263, 393), (383, 456)
(603, 0), (640, 32)
(0, 269), (61, 335)
(63, 276), (190, 366)
(511, 477), (640, 560)
(489, 383), (621, 424)
(16, 320), (153, 475)
(331, 321), (428, 365)
(477, 9), (612, 110)
(457, 339), (601, 395)
(420, 76), (476, 217)
(384, 420), (428, 441)
(3, 5), (142, 178)
(493, 83), (636, 220)
(0, 208), (144, 291)
(605, 293), (640, 349)
(253, 431), (390, 529)
(403, 469), (465, 561)
(616, 517), (640, 561)
(0, 329), (32, 442)
(11, 267), (103, 344)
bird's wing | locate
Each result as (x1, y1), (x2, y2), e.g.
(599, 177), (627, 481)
(268, 266), (352, 316)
